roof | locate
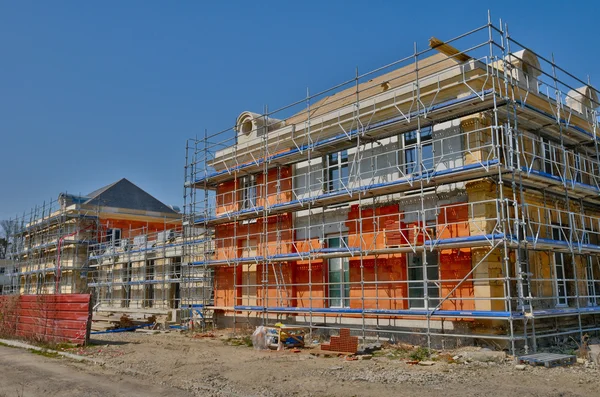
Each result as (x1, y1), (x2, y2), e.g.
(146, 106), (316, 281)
(82, 178), (177, 214)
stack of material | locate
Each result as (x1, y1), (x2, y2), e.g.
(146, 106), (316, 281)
(91, 310), (160, 332)
(90, 313), (121, 332)
(320, 328), (358, 353)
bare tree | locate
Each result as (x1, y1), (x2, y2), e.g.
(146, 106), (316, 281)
(0, 220), (18, 259)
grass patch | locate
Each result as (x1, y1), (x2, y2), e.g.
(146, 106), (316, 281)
(409, 346), (431, 361)
(35, 341), (77, 351)
(29, 349), (60, 359)
(223, 335), (253, 347)
(377, 349), (407, 360)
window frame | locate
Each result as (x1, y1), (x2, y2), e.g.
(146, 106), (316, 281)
(541, 138), (554, 175)
(240, 174), (257, 210)
(327, 236), (350, 308)
(581, 234), (598, 306)
(106, 228), (122, 246)
(399, 125), (433, 176)
(406, 220), (439, 310)
(552, 224), (569, 307)
(325, 150), (349, 192)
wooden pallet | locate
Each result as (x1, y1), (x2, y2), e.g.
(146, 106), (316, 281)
(518, 353), (576, 368)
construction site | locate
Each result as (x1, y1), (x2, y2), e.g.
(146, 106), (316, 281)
(3, 179), (193, 330)
(2, 15), (600, 359)
(180, 14), (600, 356)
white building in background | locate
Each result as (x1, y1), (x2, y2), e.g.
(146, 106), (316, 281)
(0, 259), (18, 294)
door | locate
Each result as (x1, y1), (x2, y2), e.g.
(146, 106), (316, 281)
(144, 260), (155, 308)
(552, 226), (568, 306)
(122, 262), (131, 308)
(241, 264), (257, 306)
(241, 239), (258, 306)
(582, 235), (597, 306)
(407, 250), (439, 309)
(328, 236), (350, 308)
(170, 257), (181, 309)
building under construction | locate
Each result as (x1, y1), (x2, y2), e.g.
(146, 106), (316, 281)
(182, 15), (600, 353)
(88, 224), (212, 320)
(7, 179), (182, 309)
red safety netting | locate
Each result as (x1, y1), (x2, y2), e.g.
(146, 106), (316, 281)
(0, 294), (91, 345)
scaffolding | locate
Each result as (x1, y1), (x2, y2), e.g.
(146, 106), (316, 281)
(6, 187), (198, 326)
(183, 13), (600, 354)
(87, 223), (213, 322)
(7, 195), (100, 295)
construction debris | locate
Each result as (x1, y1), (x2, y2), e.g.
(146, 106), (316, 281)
(320, 329), (358, 354)
(457, 350), (507, 364)
(356, 343), (382, 355)
(588, 345), (600, 365)
(518, 353), (577, 368)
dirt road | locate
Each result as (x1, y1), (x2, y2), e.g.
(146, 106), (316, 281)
(0, 345), (192, 397)
(1, 332), (598, 397)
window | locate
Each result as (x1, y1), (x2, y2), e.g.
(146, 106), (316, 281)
(509, 129), (519, 169)
(401, 126), (433, 175)
(553, 225), (568, 306)
(541, 138), (554, 175)
(106, 229), (121, 246)
(582, 235), (597, 306)
(0, 267), (4, 275)
(241, 175), (257, 209)
(144, 260), (155, 308)
(573, 153), (587, 184)
(326, 151), (349, 192)
(105, 277), (112, 302)
(592, 257), (600, 307)
(406, 220), (439, 309)
(36, 275), (43, 294)
(327, 236), (350, 308)
(592, 161), (600, 185)
(407, 250), (439, 309)
(171, 257), (182, 309)
(123, 261), (132, 308)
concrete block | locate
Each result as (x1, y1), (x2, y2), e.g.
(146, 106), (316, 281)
(461, 350), (506, 363)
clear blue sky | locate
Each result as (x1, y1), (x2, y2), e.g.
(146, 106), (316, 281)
(0, 1), (598, 220)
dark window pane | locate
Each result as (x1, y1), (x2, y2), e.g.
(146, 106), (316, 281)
(405, 148), (417, 174)
(421, 126), (432, 140)
(340, 165), (349, 187)
(405, 130), (418, 145)
(422, 144), (434, 171)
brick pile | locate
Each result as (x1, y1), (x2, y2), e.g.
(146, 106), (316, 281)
(320, 328), (358, 353)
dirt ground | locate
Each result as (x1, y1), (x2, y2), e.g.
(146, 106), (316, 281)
(1, 330), (598, 397)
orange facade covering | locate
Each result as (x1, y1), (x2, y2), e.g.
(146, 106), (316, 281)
(212, 170), (474, 313)
(96, 218), (179, 242)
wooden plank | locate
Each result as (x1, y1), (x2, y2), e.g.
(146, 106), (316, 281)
(429, 37), (471, 62)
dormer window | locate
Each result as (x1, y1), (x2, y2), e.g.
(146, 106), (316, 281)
(241, 120), (253, 135)
(504, 50), (542, 93)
